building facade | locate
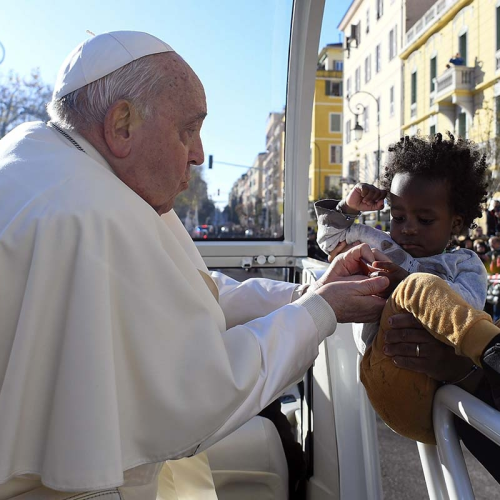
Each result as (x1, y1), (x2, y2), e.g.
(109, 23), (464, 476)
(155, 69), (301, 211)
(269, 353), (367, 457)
(401, 0), (500, 179)
(309, 43), (344, 202)
(339, 0), (406, 197)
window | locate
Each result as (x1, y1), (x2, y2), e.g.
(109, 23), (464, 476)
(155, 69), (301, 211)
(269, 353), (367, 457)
(330, 113), (342, 132)
(350, 22), (361, 46)
(496, 95), (500, 136)
(375, 44), (381, 73)
(411, 71), (417, 105)
(363, 105), (370, 133)
(430, 56), (437, 92)
(330, 145), (343, 163)
(348, 160), (359, 181)
(355, 67), (361, 91)
(346, 77), (351, 97)
(390, 86), (395, 116)
(325, 175), (340, 191)
(334, 60), (343, 71)
(346, 119), (352, 144)
(458, 112), (467, 138)
(365, 55), (371, 83)
(430, 125), (436, 136)
(376, 0), (384, 19)
(366, 9), (370, 33)
(389, 26), (397, 60)
(497, 6), (500, 51)
(325, 81), (343, 96)
(459, 32), (467, 65)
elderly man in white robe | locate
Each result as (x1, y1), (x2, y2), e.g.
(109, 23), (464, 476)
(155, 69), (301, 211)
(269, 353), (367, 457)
(0, 31), (389, 499)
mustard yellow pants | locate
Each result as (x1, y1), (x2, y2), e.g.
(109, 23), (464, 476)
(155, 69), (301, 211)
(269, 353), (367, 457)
(360, 273), (499, 444)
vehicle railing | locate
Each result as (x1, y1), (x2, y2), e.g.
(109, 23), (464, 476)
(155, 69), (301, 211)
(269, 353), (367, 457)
(418, 385), (500, 500)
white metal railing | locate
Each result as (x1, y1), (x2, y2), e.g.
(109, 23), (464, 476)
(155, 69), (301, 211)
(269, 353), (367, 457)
(435, 65), (474, 99)
(418, 384), (500, 500)
(496, 49), (500, 72)
(404, 0), (458, 49)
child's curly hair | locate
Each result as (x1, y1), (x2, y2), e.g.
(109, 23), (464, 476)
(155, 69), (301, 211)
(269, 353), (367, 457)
(380, 132), (489, 228)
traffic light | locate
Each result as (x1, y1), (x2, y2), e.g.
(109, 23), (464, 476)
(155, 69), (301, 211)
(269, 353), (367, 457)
(208, 155), (213, 169)
(217, 189), (220, 196)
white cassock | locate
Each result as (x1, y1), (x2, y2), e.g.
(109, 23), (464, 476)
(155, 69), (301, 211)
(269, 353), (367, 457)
(0, 122), (336, 499)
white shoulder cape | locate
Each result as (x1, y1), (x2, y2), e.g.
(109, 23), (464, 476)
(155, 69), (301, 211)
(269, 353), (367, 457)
(0, 123), (320, 491)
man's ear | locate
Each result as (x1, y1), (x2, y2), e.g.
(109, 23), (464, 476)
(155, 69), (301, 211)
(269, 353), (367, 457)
(103, 100), (140, 158)
(451, 215), (464, 235)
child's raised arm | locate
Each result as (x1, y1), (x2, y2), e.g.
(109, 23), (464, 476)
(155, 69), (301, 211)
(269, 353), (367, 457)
(344, 183), (387, 213)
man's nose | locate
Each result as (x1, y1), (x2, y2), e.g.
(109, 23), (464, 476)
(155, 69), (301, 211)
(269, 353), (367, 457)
(190, 137), (204, 166)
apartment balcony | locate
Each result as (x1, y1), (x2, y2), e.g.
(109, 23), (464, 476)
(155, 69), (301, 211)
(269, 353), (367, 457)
(316, 69), (343, 79)
(433, 65), (475, 117)
(404, 0), (458, 51)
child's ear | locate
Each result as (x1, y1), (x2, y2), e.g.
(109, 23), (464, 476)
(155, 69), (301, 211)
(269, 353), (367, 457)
(451, 215), (464, 235)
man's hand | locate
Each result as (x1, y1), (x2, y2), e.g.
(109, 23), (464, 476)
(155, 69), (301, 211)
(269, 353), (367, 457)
(327, 240), (361, 263)
(320, 243), (387, 282)
(363, 249), (409, 298)
(383, 313), (480, 389)
(314, 243), (389, 323)
(345, 183), (386, 213)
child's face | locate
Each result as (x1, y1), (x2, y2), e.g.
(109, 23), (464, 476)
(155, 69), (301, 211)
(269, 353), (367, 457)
(388, 173), (463, 258)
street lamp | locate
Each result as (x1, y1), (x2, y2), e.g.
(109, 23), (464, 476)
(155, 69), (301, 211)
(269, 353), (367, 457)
(347, 90), (381, 222)
(353, 119), (364, 142)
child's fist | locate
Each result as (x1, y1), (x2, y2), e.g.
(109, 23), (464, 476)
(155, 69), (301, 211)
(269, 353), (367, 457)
(345, 183), (386, 212)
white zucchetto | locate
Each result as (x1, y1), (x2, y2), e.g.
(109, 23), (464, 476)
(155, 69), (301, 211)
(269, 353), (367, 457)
(53, 30), (174, 100)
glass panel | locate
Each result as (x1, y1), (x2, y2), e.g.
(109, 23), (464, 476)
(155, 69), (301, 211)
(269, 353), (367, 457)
(496, 96), (500, 136)
(430, 57), (436, 92)
(171, 2), (293, 242)
(330, 113), (342, 131)
(459, 33), (467, 65)
(411, 72), (417, 104)
(2, 1), (293, 243)
(458, 112), (467, 138)
(497, 7), (500, 51)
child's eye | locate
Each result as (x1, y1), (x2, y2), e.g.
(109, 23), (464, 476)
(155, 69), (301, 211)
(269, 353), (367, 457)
(419, 218), (435, 225)
(391, 216), (404, 222)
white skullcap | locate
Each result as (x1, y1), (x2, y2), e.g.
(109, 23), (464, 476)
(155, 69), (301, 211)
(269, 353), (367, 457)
(53, 31), (174, 100)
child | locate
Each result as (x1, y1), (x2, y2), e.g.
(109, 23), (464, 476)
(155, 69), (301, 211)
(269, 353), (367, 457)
(315, 133), (489, 443)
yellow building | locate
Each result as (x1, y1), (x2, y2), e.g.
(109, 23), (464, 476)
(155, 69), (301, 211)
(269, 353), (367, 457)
(309, 43), (344, 201)
(401, 0), (500, 173)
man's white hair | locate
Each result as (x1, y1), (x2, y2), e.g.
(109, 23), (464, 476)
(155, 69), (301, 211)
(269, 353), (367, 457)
(47, 55), (166, 130)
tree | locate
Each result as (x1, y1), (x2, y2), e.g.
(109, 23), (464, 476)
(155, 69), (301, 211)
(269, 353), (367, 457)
(474, 99), (500, 196)
(0, 69), (52, 138)
(173, 167), (213, 222)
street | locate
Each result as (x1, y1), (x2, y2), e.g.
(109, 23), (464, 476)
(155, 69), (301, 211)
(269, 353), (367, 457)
(378, 416), (498, 499)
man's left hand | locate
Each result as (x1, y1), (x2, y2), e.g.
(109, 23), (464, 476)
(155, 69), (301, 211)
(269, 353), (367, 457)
(384, 313), (478, 385)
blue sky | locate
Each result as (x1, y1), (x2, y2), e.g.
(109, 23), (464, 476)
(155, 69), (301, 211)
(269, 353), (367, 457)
(0, 0), (351, 206)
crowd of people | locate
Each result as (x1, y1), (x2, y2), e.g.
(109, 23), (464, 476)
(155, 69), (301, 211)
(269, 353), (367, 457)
(446, 200), (500, 321)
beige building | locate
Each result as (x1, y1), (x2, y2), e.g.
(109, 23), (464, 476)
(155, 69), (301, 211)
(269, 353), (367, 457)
(339, 0), (432, 198)
(262, 111), (285, 235)
(401, 0), (500, 181)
